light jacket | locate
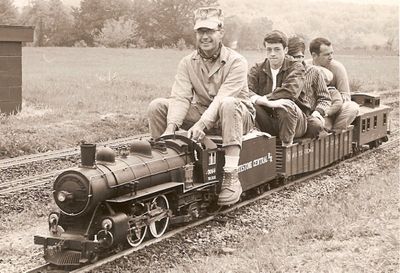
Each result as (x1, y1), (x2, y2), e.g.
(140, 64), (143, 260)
(248, 57), (305, 101)
(167, 46), (255, 129)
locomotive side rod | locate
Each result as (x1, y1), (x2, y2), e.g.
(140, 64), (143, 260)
(24, 263), (68, 273)
(68, 135), (399, 273)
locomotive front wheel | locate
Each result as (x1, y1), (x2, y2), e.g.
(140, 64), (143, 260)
(149, 195), (170, 238)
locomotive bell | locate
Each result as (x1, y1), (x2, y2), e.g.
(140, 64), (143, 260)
(96, 146), (116, 163)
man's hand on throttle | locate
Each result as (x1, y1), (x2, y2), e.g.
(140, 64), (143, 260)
(187, 121), (206, 142)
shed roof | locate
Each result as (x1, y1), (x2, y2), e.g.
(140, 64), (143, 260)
(0, 25), (34, 42)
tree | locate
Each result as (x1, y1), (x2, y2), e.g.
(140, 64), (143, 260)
(133, 0), (218, 48)
(222, 15), (244, 49)
(72, 0), (134, 46)
(0, 0), (18, 25)
(19, 0), (48, 46)
(238, 17), (273, 50)
(19, 0), (75, 46)
(46, 0), (75, 46)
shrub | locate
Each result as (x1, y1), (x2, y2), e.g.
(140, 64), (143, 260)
(136, 37), (147, 49)
(94, 17), (138, 48)
(74, 40), (87, 47)
(176, 38), (187, 51)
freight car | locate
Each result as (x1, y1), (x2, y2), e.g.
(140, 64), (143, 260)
(34, 93), (390, 266)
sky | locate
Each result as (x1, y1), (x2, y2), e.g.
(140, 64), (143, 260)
(12, 0), (400, 8)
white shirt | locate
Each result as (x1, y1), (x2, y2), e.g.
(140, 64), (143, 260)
(271, 67), (280, 91)
(250, 65), (282, 104)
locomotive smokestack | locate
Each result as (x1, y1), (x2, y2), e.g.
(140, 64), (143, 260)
(80, 143), (96, 167)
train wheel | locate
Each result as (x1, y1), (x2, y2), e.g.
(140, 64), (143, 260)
(127, 203), (148, 247)
(127, 224), (147, 247)
(88, 253), (99, 263)
(149, 195), (170, 238)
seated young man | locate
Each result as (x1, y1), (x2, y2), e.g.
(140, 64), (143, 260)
(286, 36), (331, 138)
(306, 37), (359, 131)
(147, 7), (255, 206)
(248, 30), (307, 146)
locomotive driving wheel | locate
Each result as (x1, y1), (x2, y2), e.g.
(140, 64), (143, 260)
(127, 222), (147, 247)
(148, 195), (170, 238)
(127, 203), (148, 247)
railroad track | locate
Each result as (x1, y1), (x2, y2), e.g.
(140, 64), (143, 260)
(25, 135), (399, 273)
(0, 134), (150, 170)
(3, 129), (399, 196)
(0, 170), (59, 195)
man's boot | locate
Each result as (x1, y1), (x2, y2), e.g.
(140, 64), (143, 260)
(217, 170), (242, 206)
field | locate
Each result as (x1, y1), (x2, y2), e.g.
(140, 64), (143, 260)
(0, 47), (398, 272)
(0, 47), (398, 157)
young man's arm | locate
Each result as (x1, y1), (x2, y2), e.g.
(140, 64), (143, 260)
(269, 61), (305, 101)
(332, 61), (351, 102)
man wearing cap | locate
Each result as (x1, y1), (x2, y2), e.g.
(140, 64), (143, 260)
(147, 7), (255, 206)
(306, 37), (359, 131)
(286, 36), (331, 138)
(248, 30), (307, 146)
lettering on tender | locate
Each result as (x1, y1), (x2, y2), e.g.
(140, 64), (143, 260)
(238, 153), (274, 173)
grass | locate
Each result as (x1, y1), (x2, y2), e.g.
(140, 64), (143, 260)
(0, 47), (398, 158)
(167, 168), (399, 273)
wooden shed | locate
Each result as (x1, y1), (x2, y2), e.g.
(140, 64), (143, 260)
(0, 25), (34, 114)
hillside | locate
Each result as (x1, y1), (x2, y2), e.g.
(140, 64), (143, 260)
(218, 0), (399, 50)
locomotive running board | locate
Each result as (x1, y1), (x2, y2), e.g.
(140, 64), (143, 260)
(106, 182), (184, 203)
(106, 180), (219, 203)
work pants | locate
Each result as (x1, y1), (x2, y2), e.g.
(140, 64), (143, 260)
(325, 100), (359, 130)
(147, 97), (254, 147)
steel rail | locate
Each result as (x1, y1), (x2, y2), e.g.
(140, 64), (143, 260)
(24, 263), (60, 273)
(0, 134), (150, 170)
(0, 170), (59, 195)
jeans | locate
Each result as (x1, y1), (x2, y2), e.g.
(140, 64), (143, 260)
(254, 99), (307, 144)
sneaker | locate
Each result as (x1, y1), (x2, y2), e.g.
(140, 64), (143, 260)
(217, 170), (242, 206)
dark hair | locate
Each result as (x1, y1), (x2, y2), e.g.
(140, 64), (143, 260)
(264, 30), (288, 48)
(287, 36), (305, 56)
(309, 37), (331, 55)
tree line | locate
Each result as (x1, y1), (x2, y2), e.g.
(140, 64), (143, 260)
(1, 0), (398, 52)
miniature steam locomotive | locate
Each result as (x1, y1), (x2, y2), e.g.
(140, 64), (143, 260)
(34, 93), (391, 266)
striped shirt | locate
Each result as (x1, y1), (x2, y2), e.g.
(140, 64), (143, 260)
(296, 64), (331, 116)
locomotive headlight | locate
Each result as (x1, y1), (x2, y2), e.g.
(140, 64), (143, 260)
(101, 219), (113, 230)
(57, 192), (66, 202)
(57, 191), (72, 202)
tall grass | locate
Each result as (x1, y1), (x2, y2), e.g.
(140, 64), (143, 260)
(167, 170), (399, 273)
